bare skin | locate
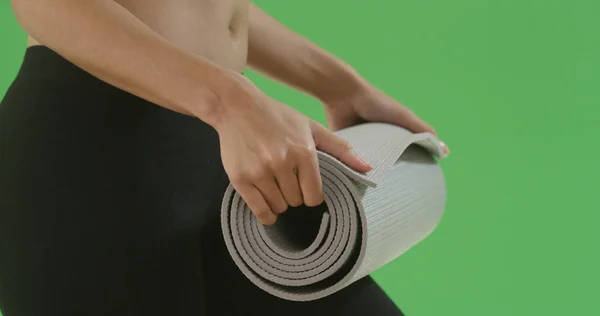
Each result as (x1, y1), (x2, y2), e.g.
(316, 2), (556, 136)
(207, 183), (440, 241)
(28, 0), (250, 72)
(13, 0), (449, 225)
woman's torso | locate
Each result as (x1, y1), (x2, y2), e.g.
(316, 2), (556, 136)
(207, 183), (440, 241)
(2, 0), (247, 197)
(27, 0), (250, 72)
(2, 0), (247, 208)
(0, 2), (251, 310)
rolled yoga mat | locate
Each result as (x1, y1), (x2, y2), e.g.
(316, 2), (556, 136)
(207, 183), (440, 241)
(220, 122), (447, 301)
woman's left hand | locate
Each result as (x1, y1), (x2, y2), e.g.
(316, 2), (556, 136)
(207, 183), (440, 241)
(322, 81), (450, 156)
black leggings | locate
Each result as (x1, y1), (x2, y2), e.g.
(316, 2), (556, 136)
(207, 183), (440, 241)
(0, 46), (404, 316)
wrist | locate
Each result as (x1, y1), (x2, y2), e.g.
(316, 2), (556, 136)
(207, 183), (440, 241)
(195, 71), (260, 132)
(314, 63), (367, 105)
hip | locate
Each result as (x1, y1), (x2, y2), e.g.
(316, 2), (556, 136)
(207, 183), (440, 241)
(0, 46), (228, 224)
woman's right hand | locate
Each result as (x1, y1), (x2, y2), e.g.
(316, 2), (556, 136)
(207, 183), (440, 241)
(213, 77), (372, 225)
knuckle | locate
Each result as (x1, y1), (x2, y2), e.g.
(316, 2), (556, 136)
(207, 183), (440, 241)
(261, 154), (276, 167)
(261, 152), (291, 175)
(339, 139), (352, 151)
(248, 166), (270, 181)
(287, 192), (304, 207)
(304, 200), (319, 207)
(230, 166), (271, 183)
(253, 207), (270, 217)
(304, 192), (325, 207)
(268, 155), (288, 172)
(261, 215), (277, 226)
(275, 204), (288, 214)
(295, 144), (317, 158)
(289, 198), (303, 207)
(228, 171), (245, 185)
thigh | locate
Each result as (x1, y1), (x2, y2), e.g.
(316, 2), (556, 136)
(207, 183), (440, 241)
(0, 118), (215, 316)
(0, 54), (227, 314)
(200, 211), (405, 316)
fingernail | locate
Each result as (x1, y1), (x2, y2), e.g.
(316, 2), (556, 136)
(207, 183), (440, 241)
(352, 148), (373, 170)
(440, 141), (450, 156)
(359, 156), (373, 170)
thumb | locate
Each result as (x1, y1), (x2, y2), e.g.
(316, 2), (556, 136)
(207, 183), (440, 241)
(310, 121), (372, 173)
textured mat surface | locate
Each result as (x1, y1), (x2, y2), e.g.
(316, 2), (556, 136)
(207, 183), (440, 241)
(221, 122), (447, 301)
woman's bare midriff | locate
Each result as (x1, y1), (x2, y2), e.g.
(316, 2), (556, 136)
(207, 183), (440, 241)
(27, 0), (250, 73)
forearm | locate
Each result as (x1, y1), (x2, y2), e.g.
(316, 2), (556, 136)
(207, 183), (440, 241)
(11, 0), (244, 127)
(247, 4), (364, 102)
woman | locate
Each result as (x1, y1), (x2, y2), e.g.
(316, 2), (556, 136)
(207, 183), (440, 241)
(0, 0), (449, 315)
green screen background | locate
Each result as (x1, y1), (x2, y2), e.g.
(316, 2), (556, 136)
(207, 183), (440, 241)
(1, 1), (599, 315)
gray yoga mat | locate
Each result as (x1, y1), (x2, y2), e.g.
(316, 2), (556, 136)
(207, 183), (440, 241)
(220, 122), (447, 301)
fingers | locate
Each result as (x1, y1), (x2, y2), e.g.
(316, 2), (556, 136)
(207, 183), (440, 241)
(256, 142), (325, 211)
(233, 183), (277, 225)
(311, 121), (372, 173)
(390, 107), (437, 135)
(275, 170), (304, 208)
(407, 115), (436, 136)
(401, 111), (450, 155)
(230, 151), (308, 226)
(254, 176), (288, 215)
(374, 98), (437, 135)
(296, 145), (324, 207)
(385, 104), (450, 155)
